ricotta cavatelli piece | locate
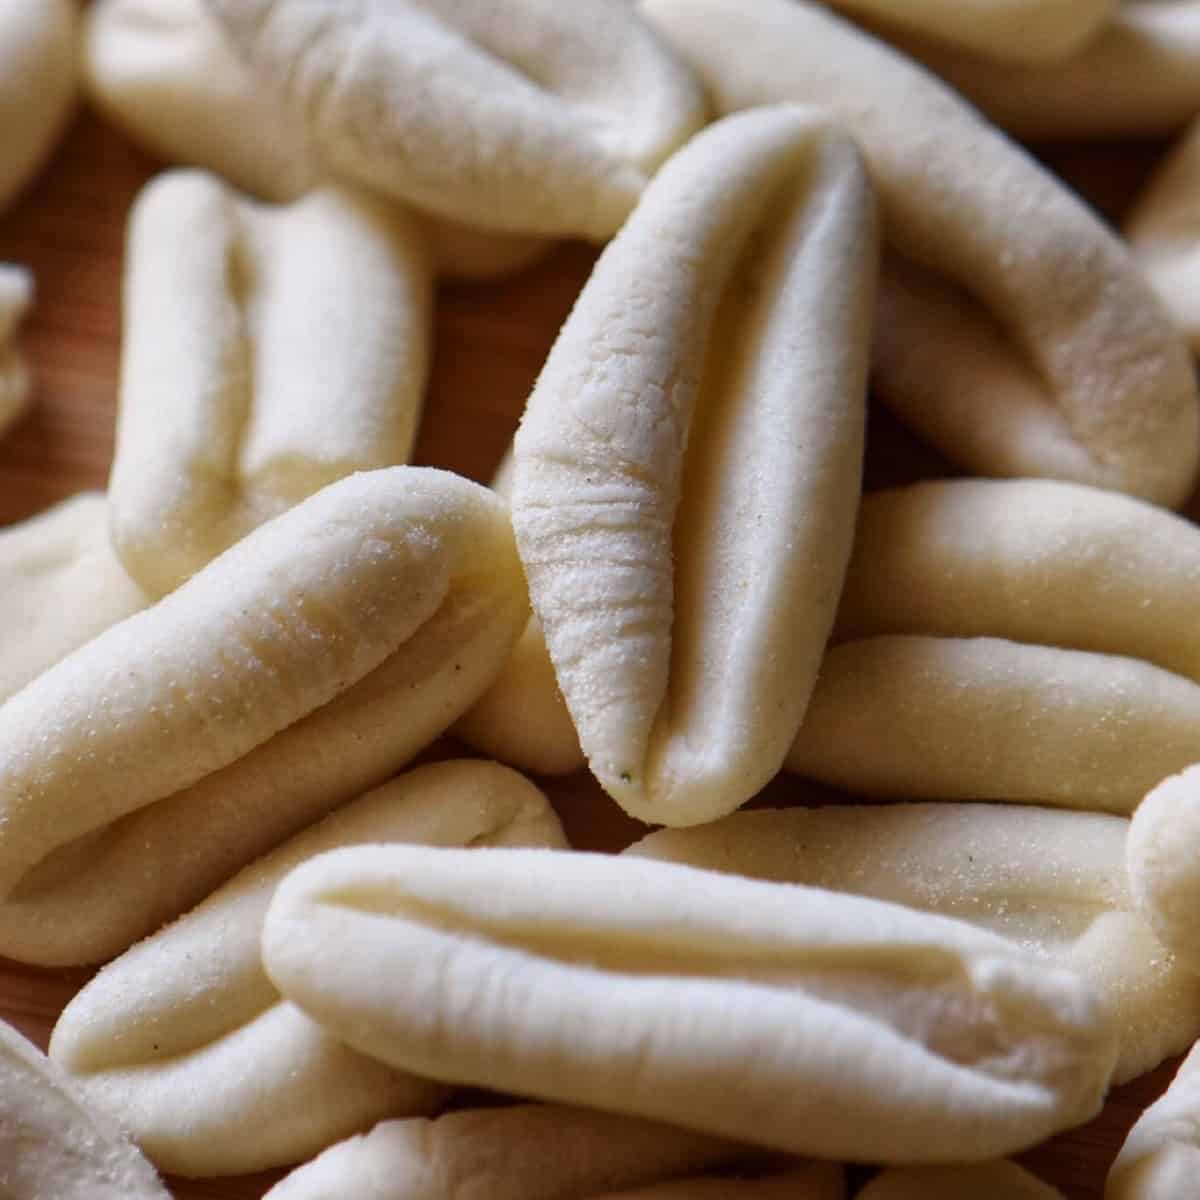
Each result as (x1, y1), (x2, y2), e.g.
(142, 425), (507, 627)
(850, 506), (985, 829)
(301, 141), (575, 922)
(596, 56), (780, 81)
(0, 0), (76, 212)
(0, 467), (528, 966)
(860, 1161), (1064, 1199)
(642, 0), (1200, 507)
(203, 0), (706, 241)
(455, 449), (584, 775)
(0, 1018), (169, 1200)
(1107, 1039), (1200, 1199)
(900, 2), (1200, 142)
(786, 636), (1200, 813)
(83, 0), (551, 279)
(835, 479), (1200, 680)
(0, 263), (32, 431)
(49, 761), (566, 1177)
(0, 493), (150, 705)
(110, 169), (433, 596)
(628, 804), (1200, 1084)
(512, 107), (876, 825)
(264, 1103), (757, 1200)
(262, 845), (1117, 1163)
(1128, 120), (1200, 351)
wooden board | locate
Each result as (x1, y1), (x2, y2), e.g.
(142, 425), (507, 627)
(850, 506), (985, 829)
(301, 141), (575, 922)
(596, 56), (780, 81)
(0, 103), (1185, 1199)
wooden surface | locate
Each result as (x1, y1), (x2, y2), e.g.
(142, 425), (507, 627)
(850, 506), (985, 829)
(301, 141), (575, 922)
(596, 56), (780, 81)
(0, 104), (1186, 1198)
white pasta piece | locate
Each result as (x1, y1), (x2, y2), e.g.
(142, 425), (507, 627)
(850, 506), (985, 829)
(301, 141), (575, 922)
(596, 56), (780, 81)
(202, 0), (706, 240)
(513, 106), (876, 825)
(901, 2), (1200, 142)
(642, 0), (1200, 507)
(835, 479), (1200, 683)
(0, 0), (76, 212)
(264, 1104), (755, 1200)
(1108, 1039), (1200, 1199)
(860, 1161), (1064, 1199)
(0, 1018), (168, 1200)
(110, 169), (433, 596)
(83, 0), (551, 279)
(787, 636), (1200, 813)
(0, 467), (528, 965)
(50, 761), (565, 1177)
(0, 263), (32, 434)
(262, 845), (1116, 1164)
(0, 493), (150, 705)
(629, 804), (1200, 1084)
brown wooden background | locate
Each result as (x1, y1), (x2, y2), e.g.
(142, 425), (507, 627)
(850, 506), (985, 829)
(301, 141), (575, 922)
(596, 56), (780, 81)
(0, 98), (1186, 1199)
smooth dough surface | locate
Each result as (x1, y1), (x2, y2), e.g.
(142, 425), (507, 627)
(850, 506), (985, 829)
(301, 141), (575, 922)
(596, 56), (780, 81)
(0, 467), (528, 965)
(630, 804), (1200, 1084)
(263, 845), (1115, 1164)
(50, 761), (565, 1176)
(860, 1161), (1064, 1199)
(642, 0), (1200, 507)
(204, 0), (706, 239)
(787, 636), (1200, 813)
(513, 105), (876, 825)
(0, 0), (76, 212)
(265, 1103), (753, 1200)
(0, 1018), (168, 1200)
(110, 169), (433, 596)
(0, 263), (32, 435)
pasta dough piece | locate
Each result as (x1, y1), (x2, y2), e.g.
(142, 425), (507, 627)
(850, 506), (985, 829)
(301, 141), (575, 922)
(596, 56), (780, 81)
(829, 0), (1112, 65)
(0, 493), (150, 705)
(262, 845), (1116, 1164)
(454, 449), (584, 775)
(642, 0), (1200, 507)
(591, 1168), (844, 1199)
(835, 479), (1200, 683)
(787, 636), (1200, 813)
(264, 1104), (754, 1200)
(1127, 119), (1200, 350)
(0, 0), (76, 211)
(83, 0), (551, 279)
(110, 169), (433, 596)
(50, 761), (565, 1177)
(202, 0), (706, 240)
(0, 1018), (168, 1200)
(860, 1161), (1064, 1199)
(629, 804), (1200, 1084)
(0, 263), (31, 433)
(1107, 1039), (1200, 1199)
(513, 106), (876, 825)
(900, 2), (1200, 142)
(0, 467), (528, 965)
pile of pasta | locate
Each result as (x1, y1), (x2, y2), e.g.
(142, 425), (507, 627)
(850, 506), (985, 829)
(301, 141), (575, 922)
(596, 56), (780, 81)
(4, 1), (1200, 1197)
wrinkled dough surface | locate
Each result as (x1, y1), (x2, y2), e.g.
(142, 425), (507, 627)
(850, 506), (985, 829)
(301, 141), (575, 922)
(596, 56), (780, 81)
(0, 263), (32, 436)
(110, 170), (433, 596)
(204, 0), (706, 239)
(860, 1161), (1065, 1199)
(513, 105), (875, 825)
(263, 845), (1115, 1164)
(0, 468), (528, 965)
(642, 0), (1200, 506)
(787, 636), (1200, 813)
(629, 804), (1200, 1084)
(264, 1103), (752, 1200)
(50, 761), (565, 1176)
(0, 0), (76, 211)
(0, 1018), (168, 1200)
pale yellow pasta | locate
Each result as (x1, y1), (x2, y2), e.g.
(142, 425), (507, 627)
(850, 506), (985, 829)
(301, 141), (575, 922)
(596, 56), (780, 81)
(629, 804), (1200, 1083)
(110, 169), (433, 596)
(263, 846), (1116, 1164)
(513, 106), (876, 825)
(50, 761), (565, 1177)
(0, 1018), (168, 1200)
(642, 0), (1200, 506)
(204, 0), (706, 240)
(0, 468), (528, 965)
(787, 636), (1200, 813)
(0, 263), (32, 434)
